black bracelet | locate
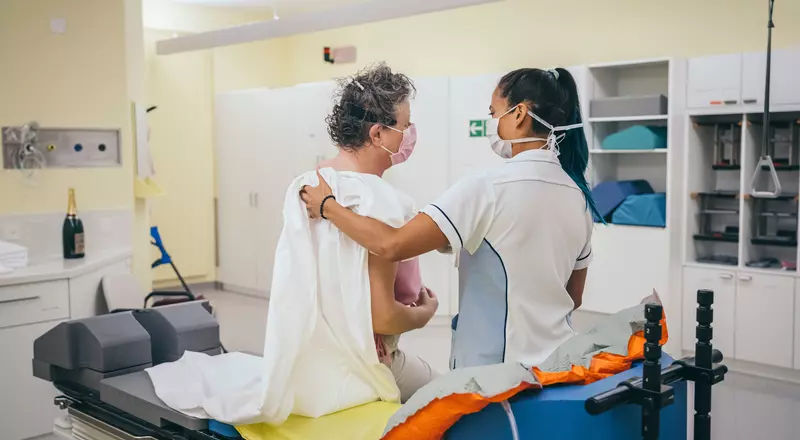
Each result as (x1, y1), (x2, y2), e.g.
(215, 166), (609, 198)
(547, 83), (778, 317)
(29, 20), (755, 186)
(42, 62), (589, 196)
(320, 195), (336, 220)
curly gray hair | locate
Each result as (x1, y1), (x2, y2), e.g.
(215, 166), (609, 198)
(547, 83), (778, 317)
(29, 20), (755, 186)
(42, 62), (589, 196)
(326, 62), (416, 151)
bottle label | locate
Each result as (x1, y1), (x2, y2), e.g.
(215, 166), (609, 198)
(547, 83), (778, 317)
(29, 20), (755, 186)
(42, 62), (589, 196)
(75, 233), (85, 254)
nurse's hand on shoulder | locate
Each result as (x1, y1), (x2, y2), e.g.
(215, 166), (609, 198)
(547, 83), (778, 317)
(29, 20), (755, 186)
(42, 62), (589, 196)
(300, 171), (333, 219)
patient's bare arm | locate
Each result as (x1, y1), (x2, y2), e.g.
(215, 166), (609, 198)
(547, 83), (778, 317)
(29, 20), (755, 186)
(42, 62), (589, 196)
(369, 254), (438, 335)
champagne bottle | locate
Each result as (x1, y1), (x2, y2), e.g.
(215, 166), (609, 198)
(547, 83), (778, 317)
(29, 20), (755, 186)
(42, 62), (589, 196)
(62, 188), (85, 259)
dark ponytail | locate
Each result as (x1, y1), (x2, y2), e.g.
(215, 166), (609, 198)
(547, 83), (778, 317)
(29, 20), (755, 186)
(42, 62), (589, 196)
(497, 68), (602, 222)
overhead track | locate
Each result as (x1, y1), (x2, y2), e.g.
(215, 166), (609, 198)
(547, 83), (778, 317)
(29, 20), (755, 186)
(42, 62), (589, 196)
(157, 0), (504, 55)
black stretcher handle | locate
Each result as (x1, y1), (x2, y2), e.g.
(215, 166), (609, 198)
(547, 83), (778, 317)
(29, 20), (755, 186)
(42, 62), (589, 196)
(584, 349), (723, 415)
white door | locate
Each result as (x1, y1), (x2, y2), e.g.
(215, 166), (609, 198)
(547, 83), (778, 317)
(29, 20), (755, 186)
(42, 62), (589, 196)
(215, 90), (261, 290)
(254, 83), (338, 294)
(735, 272), (794, 369)
(741, 49), (800, 108)
(0, 320), (67, 440)
(384, 76), (454, 315)
(681, 267), (736, 360)
(687, 54), (743, 108)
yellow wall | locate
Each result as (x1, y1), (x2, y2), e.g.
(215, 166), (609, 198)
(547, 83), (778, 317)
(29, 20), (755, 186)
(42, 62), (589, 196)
(213, 40), (287, 93)
(144, 28), (217, 284)
(0, 0), (150, 287)
(277, 0), (800, 84)
(142, 4), (285, 287)
(142, 0), (800, 287)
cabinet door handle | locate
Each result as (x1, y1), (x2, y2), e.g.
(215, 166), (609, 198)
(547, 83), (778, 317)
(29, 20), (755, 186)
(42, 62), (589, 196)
(738, 275), (753, 282)
(723, 100), (738, 105)
(743, 99), (758, 104)
(249, 192), (254, 207)
(718, 273), (734, 280)
(254, 192), (259, 208)
(0, 295), (40, 305)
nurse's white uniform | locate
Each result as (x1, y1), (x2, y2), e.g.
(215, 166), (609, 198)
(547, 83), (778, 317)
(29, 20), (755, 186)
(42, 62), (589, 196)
(421, 148), (594, 369)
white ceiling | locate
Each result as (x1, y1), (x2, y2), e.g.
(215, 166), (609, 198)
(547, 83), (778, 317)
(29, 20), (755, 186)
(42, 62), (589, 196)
(170, 0), (369, 12)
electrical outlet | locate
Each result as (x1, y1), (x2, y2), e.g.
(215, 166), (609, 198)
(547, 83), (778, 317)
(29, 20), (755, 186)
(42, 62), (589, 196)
(2, 223), (21, 241)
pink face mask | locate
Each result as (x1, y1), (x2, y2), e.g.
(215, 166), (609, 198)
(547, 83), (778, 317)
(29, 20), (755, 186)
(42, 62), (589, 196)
(381, 123), (417, 166)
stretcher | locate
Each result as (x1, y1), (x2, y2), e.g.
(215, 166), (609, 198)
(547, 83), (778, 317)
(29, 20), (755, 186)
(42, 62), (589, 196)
(31, 292), (726, 440)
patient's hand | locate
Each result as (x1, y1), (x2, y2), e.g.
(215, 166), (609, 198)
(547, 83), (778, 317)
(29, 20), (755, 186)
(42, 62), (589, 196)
(416, 287), (439, 320)
(300, 171), (334, 219)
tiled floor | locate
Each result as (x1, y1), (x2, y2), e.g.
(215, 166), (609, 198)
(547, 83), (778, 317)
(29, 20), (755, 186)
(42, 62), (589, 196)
(200, 288), (800, 440)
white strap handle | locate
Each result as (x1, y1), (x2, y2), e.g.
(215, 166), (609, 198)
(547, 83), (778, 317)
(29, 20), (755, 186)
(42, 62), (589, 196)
(750, 155), (782, 198)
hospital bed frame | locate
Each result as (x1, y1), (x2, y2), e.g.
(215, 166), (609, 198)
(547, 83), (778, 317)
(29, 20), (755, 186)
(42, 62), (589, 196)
(32, 301), (234, 440)
(585, 290), (728, 440)
(33, 291), (726, 440)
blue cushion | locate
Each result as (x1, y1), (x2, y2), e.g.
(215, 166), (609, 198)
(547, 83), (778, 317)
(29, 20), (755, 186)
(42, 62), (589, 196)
(602, 126), (668, 150)
(611, 193), (667, 227)
(445, 353), (687, 440)
(209, 420), (241, 438)
(591, 180), (654, 222)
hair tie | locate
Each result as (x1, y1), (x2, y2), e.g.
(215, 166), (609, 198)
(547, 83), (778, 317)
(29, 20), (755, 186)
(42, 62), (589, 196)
(548, 68), (560, 80)
(353, 80), (365, 91)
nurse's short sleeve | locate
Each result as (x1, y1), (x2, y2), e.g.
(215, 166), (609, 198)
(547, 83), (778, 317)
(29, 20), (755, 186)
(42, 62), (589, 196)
(420, 173), (495, 255)
(574, 224), (593, 271)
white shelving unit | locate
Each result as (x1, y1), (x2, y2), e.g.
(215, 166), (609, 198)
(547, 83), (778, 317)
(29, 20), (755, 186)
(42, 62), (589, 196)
(680, 47), (800, 379)
(581, 58), (686, 350)
(585, 58), (677, 198)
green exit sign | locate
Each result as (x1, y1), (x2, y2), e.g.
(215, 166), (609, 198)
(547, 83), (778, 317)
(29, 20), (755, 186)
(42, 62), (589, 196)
(469, 120), (487, 137)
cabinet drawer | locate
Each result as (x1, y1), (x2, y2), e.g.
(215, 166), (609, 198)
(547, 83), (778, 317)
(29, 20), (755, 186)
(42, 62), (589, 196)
(0, 280), (69, 328)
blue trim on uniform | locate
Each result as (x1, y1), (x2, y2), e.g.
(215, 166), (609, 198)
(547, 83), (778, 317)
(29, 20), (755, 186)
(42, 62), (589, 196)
(484, 239), (508, 362)
(451, 314), (459, 331)
(431, 204), (463, 247)
(577, 250), (592, 261)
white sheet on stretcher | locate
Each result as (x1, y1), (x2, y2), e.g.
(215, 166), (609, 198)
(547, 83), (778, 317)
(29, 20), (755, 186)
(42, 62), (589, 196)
(146, 169), (413, 425)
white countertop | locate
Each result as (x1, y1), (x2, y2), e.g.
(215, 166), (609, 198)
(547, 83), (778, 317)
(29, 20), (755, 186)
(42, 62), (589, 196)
(0, 248), (132, 287)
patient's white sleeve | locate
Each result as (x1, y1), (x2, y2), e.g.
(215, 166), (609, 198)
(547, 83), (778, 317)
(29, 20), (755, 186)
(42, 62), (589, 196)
(420, 173), (495, 256)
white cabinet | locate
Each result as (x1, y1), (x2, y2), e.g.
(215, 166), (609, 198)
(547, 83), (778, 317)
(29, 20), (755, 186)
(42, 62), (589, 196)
(0, 320), (66, 440)
(681, 267), (736, 359)
(448, 73), (504, 183)
(217, 84), (337, 296)
(216, 90), (263, 292)
(734, 272), (794, 369)
(742, 48), (800, 107)
(385, 77), (454, 314)
(254, 83), (337, 294)
(770, 48), (800, 106)
(795, 282), (800, 370)
(742, 51), (768, 106)
(0, 280), (69, 329)
(687, 54), (743, 108)
(584, 225), (669, 315)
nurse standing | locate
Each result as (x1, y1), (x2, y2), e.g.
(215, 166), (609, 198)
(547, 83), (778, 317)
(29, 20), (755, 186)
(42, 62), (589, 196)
(301, 68), (601, 369)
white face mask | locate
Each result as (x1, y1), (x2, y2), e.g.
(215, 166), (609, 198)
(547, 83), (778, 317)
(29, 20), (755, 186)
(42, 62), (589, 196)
(486, 105), (584, 159)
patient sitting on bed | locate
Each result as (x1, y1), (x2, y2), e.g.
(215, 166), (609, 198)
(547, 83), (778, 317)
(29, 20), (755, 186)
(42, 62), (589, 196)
(310, 64), (440, 402)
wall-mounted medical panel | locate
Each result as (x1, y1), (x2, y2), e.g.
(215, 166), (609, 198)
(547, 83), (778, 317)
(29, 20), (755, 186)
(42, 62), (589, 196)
(2, 126), (121, 169)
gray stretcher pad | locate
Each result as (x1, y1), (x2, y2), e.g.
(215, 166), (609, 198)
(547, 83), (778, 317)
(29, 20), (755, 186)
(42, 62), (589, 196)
(32, 301), (222, 430)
